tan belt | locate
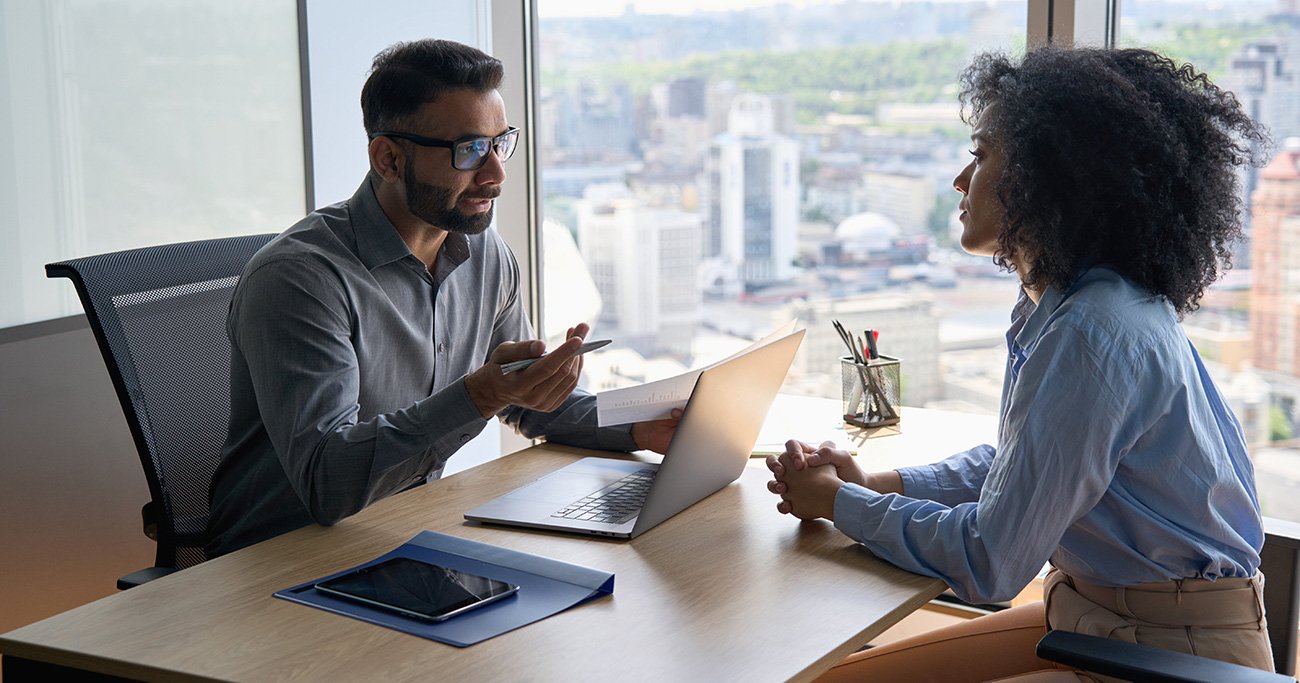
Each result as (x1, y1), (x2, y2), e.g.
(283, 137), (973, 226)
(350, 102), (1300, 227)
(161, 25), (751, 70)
(1052, 570), (1265, 629)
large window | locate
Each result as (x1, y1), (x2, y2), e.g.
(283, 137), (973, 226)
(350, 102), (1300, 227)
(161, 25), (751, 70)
(1119, 1), (1300, 523)
(0, 0), (306, 329)
(537, 1), (1027, 411)
(537, 0), (1300, 525)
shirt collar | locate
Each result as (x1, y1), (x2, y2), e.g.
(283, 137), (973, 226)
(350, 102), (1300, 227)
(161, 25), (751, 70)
(1012, 266), (1110, 351)
(349, 177), (474, 276)
(1012, 285), (1058, 351)
(349, 177), (420, 271)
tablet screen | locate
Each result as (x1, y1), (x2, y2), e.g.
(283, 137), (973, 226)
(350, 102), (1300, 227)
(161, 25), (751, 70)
(314, 557), (518, 621)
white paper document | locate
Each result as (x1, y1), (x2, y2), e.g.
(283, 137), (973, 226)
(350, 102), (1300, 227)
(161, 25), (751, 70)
(596, 321), (799, 426)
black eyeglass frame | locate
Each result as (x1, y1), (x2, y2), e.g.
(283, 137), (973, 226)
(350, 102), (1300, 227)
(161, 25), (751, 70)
(368, 127), (520, 171)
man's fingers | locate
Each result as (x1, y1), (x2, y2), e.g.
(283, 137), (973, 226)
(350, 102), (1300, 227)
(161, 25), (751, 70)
(492, 339), (545, 364)
(526, 335), (583, 375)
(531, 363), (581, 412)
(767, 479), (786, 495)
(559, 354), (583, 381)
(534, 377), (574, 413)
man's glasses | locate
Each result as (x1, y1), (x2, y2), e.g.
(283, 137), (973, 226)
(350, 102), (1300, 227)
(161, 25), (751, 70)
(369, 127), (520, 171)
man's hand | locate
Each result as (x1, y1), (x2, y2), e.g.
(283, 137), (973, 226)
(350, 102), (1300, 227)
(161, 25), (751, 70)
(630, 409), (682, 454)
(464, 323), (591, 418)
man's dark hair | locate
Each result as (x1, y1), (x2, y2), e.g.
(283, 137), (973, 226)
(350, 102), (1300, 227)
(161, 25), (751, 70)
(361, 39), (504, 135)
(959, 47), (1270, 316)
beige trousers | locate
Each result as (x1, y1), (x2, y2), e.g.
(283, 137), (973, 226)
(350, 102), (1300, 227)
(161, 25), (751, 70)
(814, 570), (1273, 683)
(1043, 569), (1273, 677)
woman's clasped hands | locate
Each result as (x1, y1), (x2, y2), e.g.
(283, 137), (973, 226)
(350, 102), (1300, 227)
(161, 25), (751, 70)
(765, 440), (866, 522)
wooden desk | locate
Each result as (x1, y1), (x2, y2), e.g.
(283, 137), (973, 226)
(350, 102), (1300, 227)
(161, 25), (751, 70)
(0, 401), (996, 682)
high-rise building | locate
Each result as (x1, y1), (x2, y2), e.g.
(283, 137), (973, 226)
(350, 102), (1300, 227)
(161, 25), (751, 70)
(860, 171), (935, 236)
(1227, 35), (1300, 142)
(553, 81), (639, 158)
(1250, 140), (1300, 378)
(1224, 29), (1300, 265)
(703, 94), (800, 290)
(576, 186), (702, 356)
(1246, 137), (1300, 439)
(666, 77), (707, 119)
(644, 81), (714, 171)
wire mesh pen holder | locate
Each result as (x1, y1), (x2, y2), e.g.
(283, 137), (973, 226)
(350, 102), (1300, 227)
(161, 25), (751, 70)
(841, 355), (901, 428)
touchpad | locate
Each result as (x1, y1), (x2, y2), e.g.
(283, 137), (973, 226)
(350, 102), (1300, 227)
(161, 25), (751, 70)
(499, 469), (621, 503)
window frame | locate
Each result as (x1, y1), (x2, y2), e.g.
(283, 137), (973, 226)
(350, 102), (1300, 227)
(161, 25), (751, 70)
(491, 0), (545, 334)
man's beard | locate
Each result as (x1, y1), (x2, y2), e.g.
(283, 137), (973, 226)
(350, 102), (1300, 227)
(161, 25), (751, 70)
(403, 156), (497, 234)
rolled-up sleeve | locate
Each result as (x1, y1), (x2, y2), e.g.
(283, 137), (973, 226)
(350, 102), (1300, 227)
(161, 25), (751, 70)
(897, 444), (996, 507)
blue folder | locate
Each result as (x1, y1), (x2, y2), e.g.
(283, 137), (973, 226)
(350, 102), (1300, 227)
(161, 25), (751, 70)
(274, 531), (615, 647)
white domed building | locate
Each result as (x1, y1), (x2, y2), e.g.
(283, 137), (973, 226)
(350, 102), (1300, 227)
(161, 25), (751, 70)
(834, 211), (900, 262)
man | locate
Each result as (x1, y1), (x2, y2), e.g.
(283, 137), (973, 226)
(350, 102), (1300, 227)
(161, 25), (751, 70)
(206, 39), (677, 557)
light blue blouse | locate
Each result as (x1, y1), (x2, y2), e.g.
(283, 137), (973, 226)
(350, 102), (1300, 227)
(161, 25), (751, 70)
(833, 267), (1263, 604)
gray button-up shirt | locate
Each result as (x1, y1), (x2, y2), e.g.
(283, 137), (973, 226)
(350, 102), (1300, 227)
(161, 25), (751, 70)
(206, 178), (635, 556)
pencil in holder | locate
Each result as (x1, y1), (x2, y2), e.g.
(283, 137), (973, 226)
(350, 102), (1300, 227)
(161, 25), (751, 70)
(841, 355), (901, 428)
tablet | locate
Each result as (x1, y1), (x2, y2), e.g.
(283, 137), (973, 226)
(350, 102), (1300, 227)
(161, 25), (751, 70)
(314, 557), (519, 622)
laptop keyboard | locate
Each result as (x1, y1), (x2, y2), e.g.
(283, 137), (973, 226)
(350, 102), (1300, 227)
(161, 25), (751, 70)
(551, 467), (658, 525)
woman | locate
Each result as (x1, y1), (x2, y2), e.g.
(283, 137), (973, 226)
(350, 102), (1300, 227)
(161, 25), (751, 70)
(767, 47), (1272, 682)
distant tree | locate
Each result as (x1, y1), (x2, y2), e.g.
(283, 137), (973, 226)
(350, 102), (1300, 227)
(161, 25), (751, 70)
(929, 191), (960, 247)
(1135, 21), (1276, 82)
(803, 205), (832, 224)
(544, 38), (970, 120)
(1271, 404), (1294, 443)
(542, 20), (1273, 150)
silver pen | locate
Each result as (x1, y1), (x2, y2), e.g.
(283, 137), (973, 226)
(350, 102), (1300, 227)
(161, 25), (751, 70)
(499, 338), (612, 374)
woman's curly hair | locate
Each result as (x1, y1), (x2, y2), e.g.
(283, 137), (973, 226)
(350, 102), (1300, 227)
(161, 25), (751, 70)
(959, 47), (1270, 316)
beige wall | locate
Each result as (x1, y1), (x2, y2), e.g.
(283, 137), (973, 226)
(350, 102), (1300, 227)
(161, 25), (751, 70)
(0, 318), (155, 635)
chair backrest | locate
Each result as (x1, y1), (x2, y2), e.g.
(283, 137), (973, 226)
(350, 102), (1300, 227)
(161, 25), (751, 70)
(46, 234), (276, 571)
(1263, 516), (1300, 676)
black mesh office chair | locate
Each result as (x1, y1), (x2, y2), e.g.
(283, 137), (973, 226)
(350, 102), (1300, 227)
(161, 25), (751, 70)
(46, 234), (276, 589)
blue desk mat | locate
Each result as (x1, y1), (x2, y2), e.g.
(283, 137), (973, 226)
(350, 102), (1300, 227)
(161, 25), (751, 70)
(275, 531), (614, 647)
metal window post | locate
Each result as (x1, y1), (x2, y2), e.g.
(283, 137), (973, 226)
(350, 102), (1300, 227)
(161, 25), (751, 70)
(1028, 0), (1120, 50)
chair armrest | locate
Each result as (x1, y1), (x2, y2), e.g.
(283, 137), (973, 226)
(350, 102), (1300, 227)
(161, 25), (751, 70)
(1264, 516), (1300, 676)
(117, 566), (178, 590)
(1035, 631), (1295, 683)
(1266, 516), (1300, 551)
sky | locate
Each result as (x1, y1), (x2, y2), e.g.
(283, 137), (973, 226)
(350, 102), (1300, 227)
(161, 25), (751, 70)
(537, 0), (1277, 18)
(538, 0), (952, 18)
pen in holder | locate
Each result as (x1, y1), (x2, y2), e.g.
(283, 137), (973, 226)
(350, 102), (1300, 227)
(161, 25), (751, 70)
(841, 355), (901, 428)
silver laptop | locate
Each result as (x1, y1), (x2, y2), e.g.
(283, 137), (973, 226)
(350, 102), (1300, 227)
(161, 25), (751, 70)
(464, 329), (805, 539)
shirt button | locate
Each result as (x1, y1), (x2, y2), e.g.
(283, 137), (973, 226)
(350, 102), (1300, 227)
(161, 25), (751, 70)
(460, 434), (471, 442)
(437, 342), (446, 354)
